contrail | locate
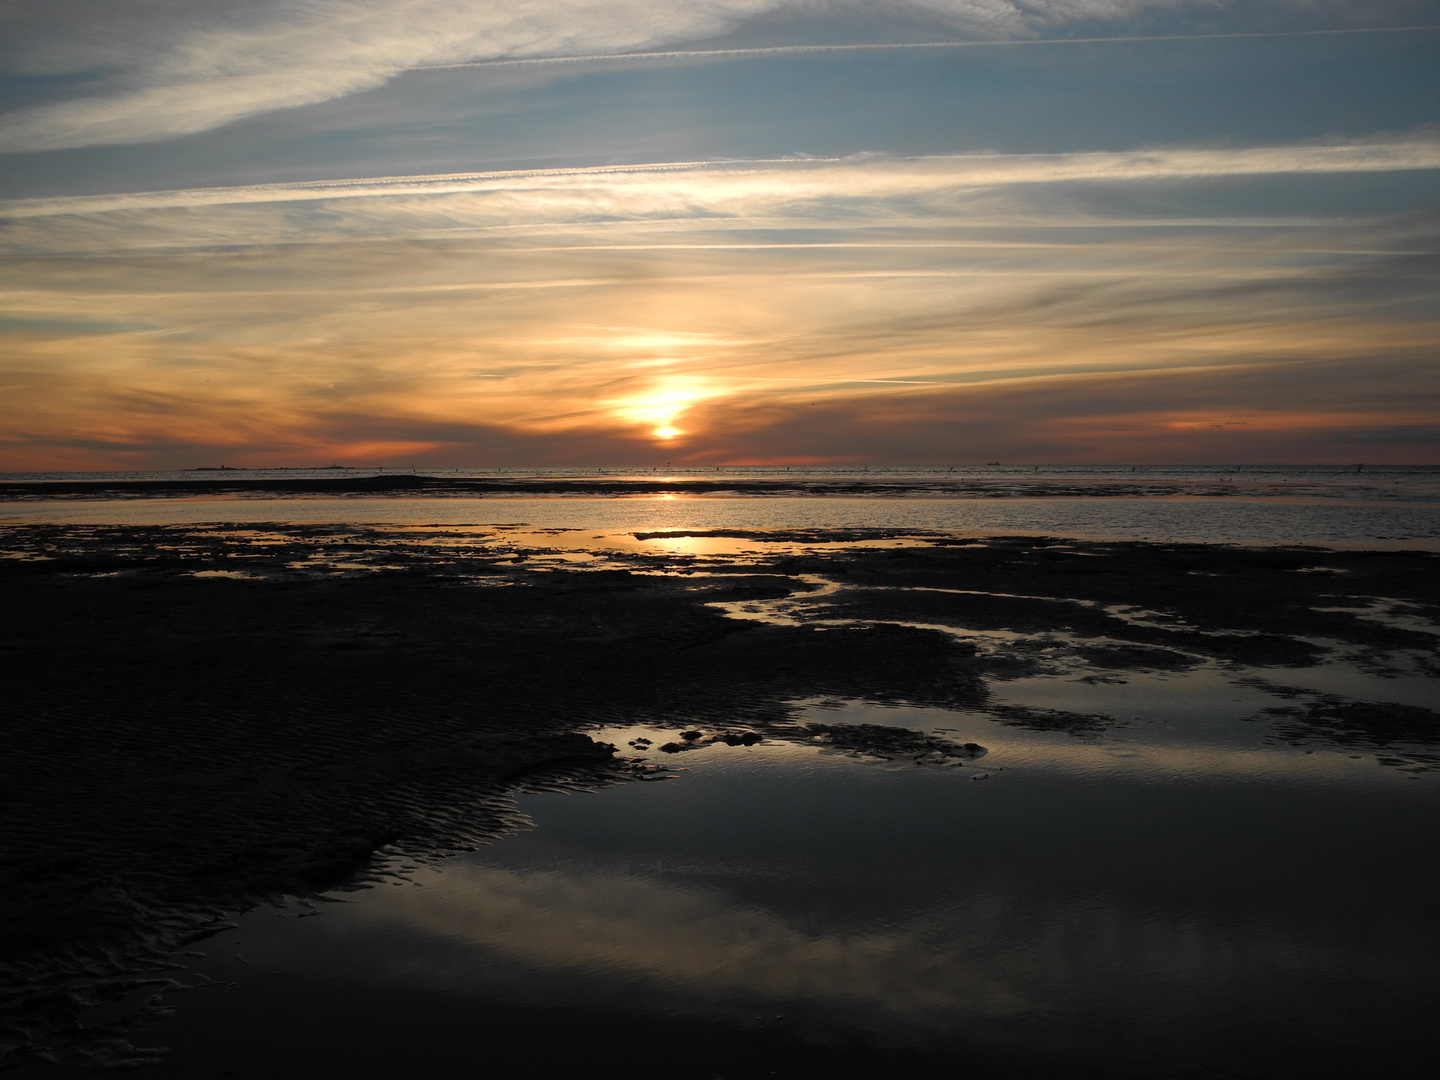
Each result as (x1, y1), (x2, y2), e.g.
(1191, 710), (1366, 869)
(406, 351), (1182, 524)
(418, 26), (1440, 72)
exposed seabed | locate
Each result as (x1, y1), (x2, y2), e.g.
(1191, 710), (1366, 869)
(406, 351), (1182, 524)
(1, 524), (1436, 1077)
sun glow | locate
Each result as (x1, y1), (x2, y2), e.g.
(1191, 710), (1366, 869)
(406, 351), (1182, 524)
(613, 380), (716, 442)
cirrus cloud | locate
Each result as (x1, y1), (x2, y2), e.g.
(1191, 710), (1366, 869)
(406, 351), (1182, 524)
(0, 0), (1267, 152)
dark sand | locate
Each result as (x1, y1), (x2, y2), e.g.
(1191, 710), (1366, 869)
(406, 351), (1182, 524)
(1, 524), (1437, 1072)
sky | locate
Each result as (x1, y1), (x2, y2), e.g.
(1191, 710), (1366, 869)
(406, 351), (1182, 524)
(1, 1), (1437, 468)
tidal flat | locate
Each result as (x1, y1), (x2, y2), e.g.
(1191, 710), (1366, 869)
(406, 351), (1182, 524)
(1, 522), (1437, 1077)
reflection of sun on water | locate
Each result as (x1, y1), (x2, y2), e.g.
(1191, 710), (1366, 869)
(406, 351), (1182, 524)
(639, 532), (760, 556)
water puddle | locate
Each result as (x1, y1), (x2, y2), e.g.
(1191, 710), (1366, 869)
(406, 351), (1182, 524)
(105, 696), (1438, 1079)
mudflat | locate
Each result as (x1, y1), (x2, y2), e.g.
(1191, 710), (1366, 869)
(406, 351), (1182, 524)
(1, 523), (1437, 1072)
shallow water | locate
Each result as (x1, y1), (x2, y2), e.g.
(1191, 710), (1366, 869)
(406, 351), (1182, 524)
(3, 493), (1439, 549)
(107, 669), (1438, 1079)
(5, 509), (1436, 1077)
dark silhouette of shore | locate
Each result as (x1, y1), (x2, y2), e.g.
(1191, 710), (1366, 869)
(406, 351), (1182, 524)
(0, 472), (1423, 501)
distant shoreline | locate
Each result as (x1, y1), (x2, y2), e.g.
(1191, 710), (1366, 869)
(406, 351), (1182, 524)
(0, 472), (1432, 502)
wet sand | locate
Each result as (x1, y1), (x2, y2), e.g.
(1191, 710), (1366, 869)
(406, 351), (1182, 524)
(1, 524), (1437, 1072)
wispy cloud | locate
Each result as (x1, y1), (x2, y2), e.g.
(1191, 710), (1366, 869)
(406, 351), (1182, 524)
(2, 0), (1393, 152)
(1, 142), (1434, 467)
(0, 0), (778, 151)
(421, 24), (1440, 72)
(5, 142), (1439, 223)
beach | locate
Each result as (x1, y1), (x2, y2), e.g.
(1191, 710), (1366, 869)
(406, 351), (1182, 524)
(2, 476), (1438, 1077)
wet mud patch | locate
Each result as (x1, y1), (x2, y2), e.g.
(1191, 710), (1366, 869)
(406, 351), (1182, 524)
(793, 722), (988, 764)
(1247, 689), (1440, 772)
(0, 522), (527, 581)
(980, 703), (1123, 736)
(831, 540), (1439, 647)
(0, 548), (984, 1069)
(647, 721), (990, 766)
(820, 588), (1327, 668)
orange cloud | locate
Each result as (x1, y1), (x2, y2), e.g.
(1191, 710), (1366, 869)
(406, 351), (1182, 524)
(2, 155), (1436, 468)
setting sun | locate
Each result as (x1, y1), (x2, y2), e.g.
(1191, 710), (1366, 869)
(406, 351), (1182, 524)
(612, 380), (716, 444)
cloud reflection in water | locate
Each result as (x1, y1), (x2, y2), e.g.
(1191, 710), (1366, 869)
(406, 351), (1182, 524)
(305, 724), (1433, 1066)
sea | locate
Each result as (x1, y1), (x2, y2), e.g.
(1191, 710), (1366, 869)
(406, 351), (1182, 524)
(2, 463), (1438, 549)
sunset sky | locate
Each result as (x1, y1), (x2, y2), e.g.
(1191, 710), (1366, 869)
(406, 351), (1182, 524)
(1, 1), (1437, 468)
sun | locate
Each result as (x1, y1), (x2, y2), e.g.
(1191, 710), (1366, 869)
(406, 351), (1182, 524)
(613, 380), (713, 442)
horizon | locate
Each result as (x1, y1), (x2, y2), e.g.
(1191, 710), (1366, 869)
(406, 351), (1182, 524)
(4, 461), (1435, 477)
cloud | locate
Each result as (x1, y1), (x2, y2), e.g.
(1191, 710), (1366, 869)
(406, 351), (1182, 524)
(1, 141), (1435, 468)
(0, 0), (1321, 152)
(680, 354), (1440, 463)
(0, 0), (785, 151)
(5, 142), (1439, 223)
(419, 22), (1440, 79)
